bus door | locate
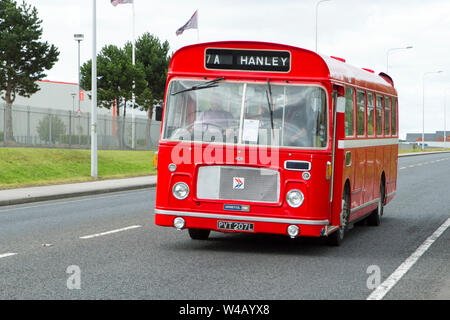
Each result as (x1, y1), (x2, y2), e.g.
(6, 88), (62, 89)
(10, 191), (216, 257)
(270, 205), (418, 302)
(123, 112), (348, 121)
(330, 85), (345, 227)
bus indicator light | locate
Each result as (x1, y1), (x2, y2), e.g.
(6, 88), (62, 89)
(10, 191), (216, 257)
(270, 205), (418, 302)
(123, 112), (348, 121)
(326, 161), (332, 180)
(153, 152), (158, 168)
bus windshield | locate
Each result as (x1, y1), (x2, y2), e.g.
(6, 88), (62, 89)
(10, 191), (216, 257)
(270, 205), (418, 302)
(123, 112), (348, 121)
(163, 79), (328, 148)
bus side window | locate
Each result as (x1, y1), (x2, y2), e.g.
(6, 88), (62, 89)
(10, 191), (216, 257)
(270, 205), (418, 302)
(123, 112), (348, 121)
(367, 92), (375, 136)
(356, 90), (366, 137)
(345, 87), (355, 137)
(392, 97), (397, 136)
(385, 96), (391, 136)
(376, 95), (383, 136)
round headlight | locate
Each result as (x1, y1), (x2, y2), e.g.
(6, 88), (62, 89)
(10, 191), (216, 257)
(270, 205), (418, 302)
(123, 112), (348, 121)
(172, 182), (189, 200)
(287, 225), (300, 238)
(286, 189), (304, 208)
(173, 217), (185, 230)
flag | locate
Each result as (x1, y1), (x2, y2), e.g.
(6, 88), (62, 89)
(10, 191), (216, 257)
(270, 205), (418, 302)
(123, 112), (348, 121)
(176, 10), (198, 36)
(111, 0), (133, 6)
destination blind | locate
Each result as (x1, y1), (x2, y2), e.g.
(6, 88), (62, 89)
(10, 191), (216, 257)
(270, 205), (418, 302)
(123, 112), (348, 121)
(205, 49), (291, 72)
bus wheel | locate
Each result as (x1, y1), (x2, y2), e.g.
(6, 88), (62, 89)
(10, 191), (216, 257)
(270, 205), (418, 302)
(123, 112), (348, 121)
(188, 228), (211, 240)
(328, 188), (350, 246)
(367, 181), (384, 226)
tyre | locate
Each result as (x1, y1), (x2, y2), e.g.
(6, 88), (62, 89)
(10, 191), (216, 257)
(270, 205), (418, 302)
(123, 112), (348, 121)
(367, 181), (384, 226)
(328, 186), (350, 246)
(188, 228), (211, 240)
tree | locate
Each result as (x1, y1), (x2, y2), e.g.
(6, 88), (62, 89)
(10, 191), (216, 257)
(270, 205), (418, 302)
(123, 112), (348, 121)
(37, 114), (66, 144)
(125, 33), (170, 147)
(80, 44), (147, 148)
(0, 0), (59, 142)
(125, 32), (171, 120)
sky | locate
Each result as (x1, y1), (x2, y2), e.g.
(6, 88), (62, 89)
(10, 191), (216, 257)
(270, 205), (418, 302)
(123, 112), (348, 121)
(22, 0), (450, 139)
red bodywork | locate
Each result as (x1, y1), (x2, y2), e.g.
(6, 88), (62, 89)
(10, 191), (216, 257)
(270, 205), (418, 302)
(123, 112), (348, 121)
(154, 41), (398, 238)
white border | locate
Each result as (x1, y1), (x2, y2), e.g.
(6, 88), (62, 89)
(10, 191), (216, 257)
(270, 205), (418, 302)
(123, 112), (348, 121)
(338, 138), (398, 149)
(204, 47), (292, 73)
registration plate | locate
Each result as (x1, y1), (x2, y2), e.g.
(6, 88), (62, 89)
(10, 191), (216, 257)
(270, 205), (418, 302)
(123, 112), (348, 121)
(217, 221), (254, 232)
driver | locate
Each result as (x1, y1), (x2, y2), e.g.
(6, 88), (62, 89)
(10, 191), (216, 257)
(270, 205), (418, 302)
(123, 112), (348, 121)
(197, 98), (234, 129)
(195, 95), (235, 141)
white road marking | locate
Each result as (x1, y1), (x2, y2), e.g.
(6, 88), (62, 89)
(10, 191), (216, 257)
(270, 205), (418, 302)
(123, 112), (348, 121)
(79, 225), (142, 239)
(0, 252), (17, 259)
(367, 217), (450, 300)
(398, 157), (450, 171)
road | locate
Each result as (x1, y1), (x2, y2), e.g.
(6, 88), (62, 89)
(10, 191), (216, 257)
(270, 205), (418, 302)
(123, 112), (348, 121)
(0, 153), (449, 299)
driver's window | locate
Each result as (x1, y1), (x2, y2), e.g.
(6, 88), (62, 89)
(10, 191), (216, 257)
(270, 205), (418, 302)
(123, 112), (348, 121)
(193, 82), (243, 143)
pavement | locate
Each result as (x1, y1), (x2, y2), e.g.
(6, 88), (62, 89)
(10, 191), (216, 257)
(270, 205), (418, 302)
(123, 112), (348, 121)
(0, 175), (157, 207)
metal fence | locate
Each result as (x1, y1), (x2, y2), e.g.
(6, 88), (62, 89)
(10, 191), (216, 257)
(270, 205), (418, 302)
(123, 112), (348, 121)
(0, 104), (161, 150)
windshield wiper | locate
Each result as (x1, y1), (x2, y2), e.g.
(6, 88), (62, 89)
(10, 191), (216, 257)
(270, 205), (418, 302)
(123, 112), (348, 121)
(265, 79), (275, 132)
(171, 77), (225, 96)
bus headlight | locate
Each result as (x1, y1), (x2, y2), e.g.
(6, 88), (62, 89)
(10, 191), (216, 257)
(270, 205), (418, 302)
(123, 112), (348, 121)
(173, 217), (185, 230)
(287, 225), (300, 238)
(286, 189), (304, 208)
(172, 182), (189, 200)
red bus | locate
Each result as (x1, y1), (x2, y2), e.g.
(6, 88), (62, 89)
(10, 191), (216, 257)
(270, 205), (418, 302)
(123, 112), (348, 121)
(154, 41), (398, 246)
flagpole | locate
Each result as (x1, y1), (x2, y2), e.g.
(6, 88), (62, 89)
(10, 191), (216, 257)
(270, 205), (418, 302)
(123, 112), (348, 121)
(131, 0), (136, 149)
(91, 0), (98, 178)
(132, 1), (135, 67)
(197, 10), (200, 42)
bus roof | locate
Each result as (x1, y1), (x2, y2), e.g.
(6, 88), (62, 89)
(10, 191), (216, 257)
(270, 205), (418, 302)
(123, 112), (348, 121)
(169, 41), (397, 96)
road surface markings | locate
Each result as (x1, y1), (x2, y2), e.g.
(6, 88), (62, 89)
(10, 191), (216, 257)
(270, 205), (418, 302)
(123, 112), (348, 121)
(367, 217), (450, 300)
(0, 252), (17, 259)
(79, 225), (142, 240)
(398, 157), (450, 170)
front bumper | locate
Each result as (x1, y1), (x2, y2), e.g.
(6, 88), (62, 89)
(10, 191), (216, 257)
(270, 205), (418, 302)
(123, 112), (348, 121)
(155, 209), (330, 237)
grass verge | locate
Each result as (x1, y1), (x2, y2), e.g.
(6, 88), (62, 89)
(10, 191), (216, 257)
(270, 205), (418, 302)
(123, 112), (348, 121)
(0, 148), (156, 190)
(398, 148), (450, 154)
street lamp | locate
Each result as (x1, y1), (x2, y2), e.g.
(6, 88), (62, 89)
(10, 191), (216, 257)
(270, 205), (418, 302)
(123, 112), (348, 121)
(74, 34), (84, 116)
(315, 0), (332, 52)
(386, 46), (413, 74)
(422, 70), (443, 150)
